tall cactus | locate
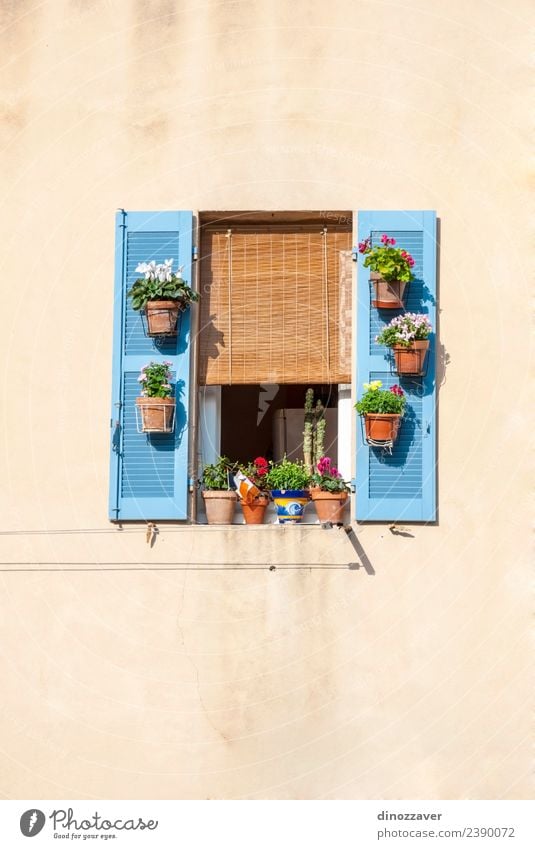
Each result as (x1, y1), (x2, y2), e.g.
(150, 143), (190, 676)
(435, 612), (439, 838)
(303, 388), (314, 474)
(314, 398), (326, 469)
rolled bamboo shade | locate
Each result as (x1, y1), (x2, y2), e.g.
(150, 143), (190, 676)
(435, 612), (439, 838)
(199, 228), (352, 385)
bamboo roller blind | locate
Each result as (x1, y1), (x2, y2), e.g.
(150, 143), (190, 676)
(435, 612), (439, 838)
(199, 228), (352, 384)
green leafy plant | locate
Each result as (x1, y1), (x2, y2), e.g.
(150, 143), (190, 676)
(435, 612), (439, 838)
(200, 456), (238, 491)
(265, 457), (311, 492)
(358, 234), (415, 283)
(355, 381), (406, 416)
(376, 313), (432, 348)
(128, 259), (199, 312)
(310, 456), (350, 493)
(137, 361), (173, 398)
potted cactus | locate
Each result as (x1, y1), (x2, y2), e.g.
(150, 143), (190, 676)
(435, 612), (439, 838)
(128, 258), (199, 337)
(358, 234), (415, 309)
(376, 313), (432, 376)
(200, 456), (238, 524)
(265, 458), (311, 524)
(135, 361), (175, 433)
(309, 456), (350, 524)
(355, 380), (406, 444)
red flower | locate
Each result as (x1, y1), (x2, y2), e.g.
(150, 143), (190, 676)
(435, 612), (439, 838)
(254, 457), (268, 475)
(390, 384), (404, 397)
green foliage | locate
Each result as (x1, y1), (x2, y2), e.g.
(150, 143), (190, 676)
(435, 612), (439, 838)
(364, 248), (413, 283)
(265, 457), (311, 492)
(311, 456), (349, 493)
(200, 456), (238, 491)
(310, 474), (349, 493)
(138, 362), (173, 398)
(128, 277), (199, 312)
(355, 381), (406, 416)
(127, 259), (199, 312)
(359, 235), (415, 283)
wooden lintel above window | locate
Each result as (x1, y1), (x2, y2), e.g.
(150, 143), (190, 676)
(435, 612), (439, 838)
(199, 210), (352, 230)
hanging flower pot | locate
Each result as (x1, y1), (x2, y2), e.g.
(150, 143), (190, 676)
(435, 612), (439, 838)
(127, 258), (199, 337)
(375, 314), (433, 376)
(136, 396), (175, 433)
(241, 494), (270, 524)
(364, 413), (401, 443)
(393, 340), (430, 375)
(357, 234), (415, 309)
(135, 362), (175, 433)
(145, 299), (185, 337)
(355, 381), (406, 446)
(370, 273), (408, 309)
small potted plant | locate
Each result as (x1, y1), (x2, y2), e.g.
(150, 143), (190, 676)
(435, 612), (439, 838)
(128, 258), (199, 337)
(376, 313), (432, 376)
(355, 380), (406, 444)
(309, 456), (350, 524)
(135, 361), (175, 433)
(200, 456), (238, 524)
(265, 458), (311, 524)
(236, 457), (271, 525)
(358, 234), (415, 308)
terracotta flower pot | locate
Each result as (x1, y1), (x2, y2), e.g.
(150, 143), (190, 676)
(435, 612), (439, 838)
(393, 340), (429, 376)
(370, 272), (407, 309)
(136, 396), (175, 433)
(145, 299), (185, 337)
(271, 490), (309, 524)
(202, 490), (238, 524)
(364, 413), (401, 443)
(241, 494), (270, 525)
(310, 489), (348, 524)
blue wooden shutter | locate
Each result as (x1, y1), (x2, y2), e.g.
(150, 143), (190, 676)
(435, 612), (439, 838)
(355, 211), (437, 522)
(109, 211), (193, 521)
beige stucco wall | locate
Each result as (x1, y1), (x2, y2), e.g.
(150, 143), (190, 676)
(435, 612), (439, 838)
(0, 0), (532, 799)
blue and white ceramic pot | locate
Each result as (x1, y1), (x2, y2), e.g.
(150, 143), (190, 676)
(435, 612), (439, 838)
(271, 490), (309, 524)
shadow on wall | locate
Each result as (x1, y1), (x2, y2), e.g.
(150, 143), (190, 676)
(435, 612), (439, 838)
(198, 314), (225, 383)
(149, 379), (187, 451)
(344, 526), (376, 575)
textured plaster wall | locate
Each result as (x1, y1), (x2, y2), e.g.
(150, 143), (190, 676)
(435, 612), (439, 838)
(0, 0), (532, 799)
